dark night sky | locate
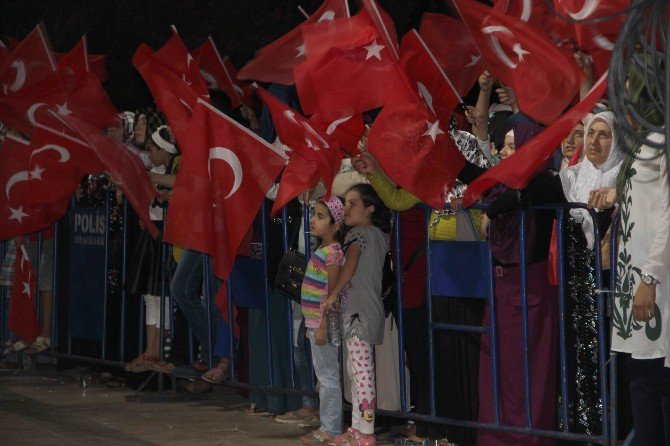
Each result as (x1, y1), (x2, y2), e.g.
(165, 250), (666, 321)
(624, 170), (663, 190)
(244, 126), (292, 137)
(0, 0), (459, 111)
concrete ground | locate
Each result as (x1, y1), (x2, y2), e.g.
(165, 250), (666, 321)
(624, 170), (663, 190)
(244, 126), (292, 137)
(0, 366), (400, 446)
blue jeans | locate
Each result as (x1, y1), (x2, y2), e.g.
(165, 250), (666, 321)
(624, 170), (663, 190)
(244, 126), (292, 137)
(170, 249), (222, 361)
(308, 328), (342, 436)
(293, 313), (317, 409)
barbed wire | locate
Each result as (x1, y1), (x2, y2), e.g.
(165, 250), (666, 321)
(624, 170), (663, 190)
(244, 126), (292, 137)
(607, 0), (668, 163)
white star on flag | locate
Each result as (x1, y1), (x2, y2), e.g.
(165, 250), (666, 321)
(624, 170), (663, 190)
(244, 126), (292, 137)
(363, 40), (385, 61)
(296, 44), (306, 58)
(22, 280), (31, 297)
(512, 43), (530, 63)
(9, 206), (28, 223)
(187, 53), (194, 66)
(29, 165), (44, 180)
(465, 54), (481, 67)
(56, 102), (72, 116)
(423, 120), (444, 143)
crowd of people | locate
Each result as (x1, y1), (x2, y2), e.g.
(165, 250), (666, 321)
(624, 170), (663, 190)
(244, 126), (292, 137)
(0, 38), (669, 446)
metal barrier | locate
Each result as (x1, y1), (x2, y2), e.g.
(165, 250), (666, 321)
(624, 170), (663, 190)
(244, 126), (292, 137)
(0, 197), (622, 444)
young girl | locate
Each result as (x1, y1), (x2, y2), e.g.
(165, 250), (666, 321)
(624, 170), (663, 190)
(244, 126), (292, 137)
(300, 196), (345, 445)
(327, 184), (391, 446)
(125, 125), (179, 372)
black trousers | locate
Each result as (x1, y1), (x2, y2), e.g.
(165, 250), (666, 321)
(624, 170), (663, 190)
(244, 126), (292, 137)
(628, 355), (670, 446)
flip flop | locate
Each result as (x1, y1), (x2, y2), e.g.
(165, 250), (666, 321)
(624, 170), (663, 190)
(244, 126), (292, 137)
(201, 367), (228, 384)
(300, 430), (335, 445)
(2, 340), (28, 357)
(151, 361), (176, 374)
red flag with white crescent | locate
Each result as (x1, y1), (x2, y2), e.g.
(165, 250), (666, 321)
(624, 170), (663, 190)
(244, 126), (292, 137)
(0, 24), (57, 136)
(8, 242), (41, 344)
(192, 37), (244, 110)
(418, 13), (482, 98)
(164, 98), (288, 280)
(454, 0), (583, 125)
(257, 85), (342, 216)
(58, 114), (161, 239)
(0, 134), (68, 241)
(295, 6), (414, 116)
(237, 0), (350, 85)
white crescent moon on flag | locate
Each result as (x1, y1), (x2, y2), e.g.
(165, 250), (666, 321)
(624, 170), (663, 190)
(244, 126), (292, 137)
(481, 25), (518, 69)
(30, 144), (71, 163)
(208, 147), (243, 199)
(326, 116), (352, 135)
(27, 102), (47, 126)
(593, 34), (614, 51)
(566, 0), (600, 20)
(3, 60), (26, 94)
(200, 69), (218, 89)
(318, 10), (335, 22)
(520, 0), (532, 22)
(5, 171), (29, 199)
(417, 82), (435, 115)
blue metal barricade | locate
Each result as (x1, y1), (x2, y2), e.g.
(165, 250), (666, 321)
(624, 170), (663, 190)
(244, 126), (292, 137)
(1, 197), (622, 444)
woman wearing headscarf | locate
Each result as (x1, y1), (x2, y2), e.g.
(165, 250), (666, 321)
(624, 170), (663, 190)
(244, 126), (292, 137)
(557, 111), (622, 437)
(457, 102), (561, 445)
(590, 63), (670, 445)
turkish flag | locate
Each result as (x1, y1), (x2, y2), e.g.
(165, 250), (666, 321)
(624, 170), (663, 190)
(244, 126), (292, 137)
(8, 243), (41, 344)
(133, 34), (208, 150)
(145, 32), (208, 96)
(454, 0), (582, 125)
(309, 113), (365, 155)
(492, 0), (558, 35)
(55, 36), (108, 83)
(164, 98), (288, 280)
(0, 134), (67, 241)
(360, 0), (400, 56)
(368, 99), (466, 209)
(193, 37), (244, 110)
(27, 124), (104, 207)
(463, 73), (608, 207)
(58, 114), (161, 239)
(0, 30), (116, 136)
(2, 67), (118, 136)
(56, 37), (90, 81)
(257, 86), (343, 215)
(0, 24), (57, 135)
(400, 30), (462, 123)
(295, 7), (414, 116)
(237, 0), (350, 85)
(553, 0), (629, 77)
(419, 13), (482, 98)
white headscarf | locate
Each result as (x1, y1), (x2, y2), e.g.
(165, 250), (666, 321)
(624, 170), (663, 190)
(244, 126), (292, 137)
(559, 111), (623, 248)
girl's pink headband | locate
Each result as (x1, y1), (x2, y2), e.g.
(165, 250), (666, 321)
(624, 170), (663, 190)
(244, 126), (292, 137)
(323, 196), (344, 225)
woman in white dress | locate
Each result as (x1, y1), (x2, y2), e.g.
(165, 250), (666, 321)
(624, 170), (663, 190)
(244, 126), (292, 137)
(589, 82), (670, 443)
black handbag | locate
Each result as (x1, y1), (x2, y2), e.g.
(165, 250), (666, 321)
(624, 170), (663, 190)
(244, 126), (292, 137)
(275, 250), (307, 303)
(274, 213), (307, 303)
